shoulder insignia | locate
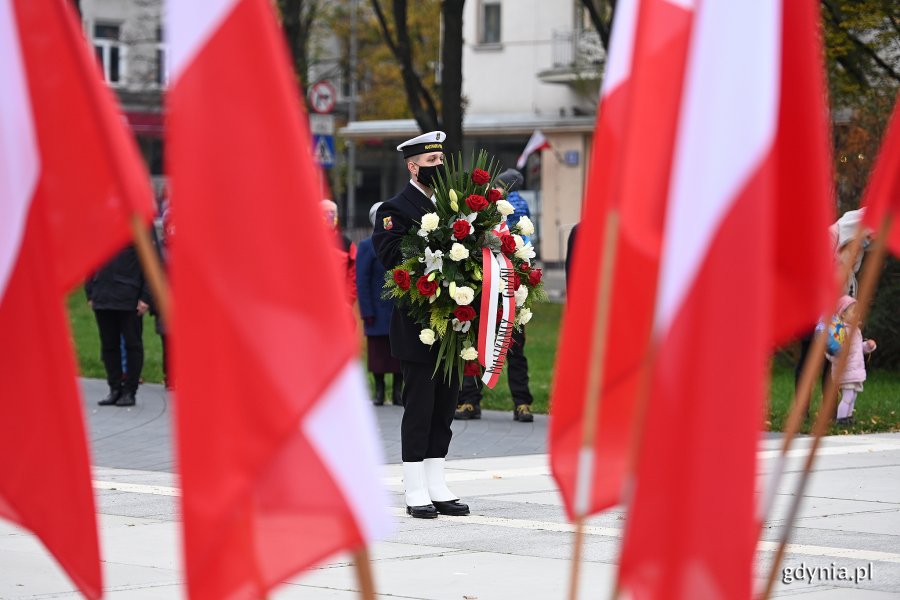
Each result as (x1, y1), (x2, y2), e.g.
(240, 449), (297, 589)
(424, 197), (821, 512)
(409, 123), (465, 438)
(383, 216), (393, 231)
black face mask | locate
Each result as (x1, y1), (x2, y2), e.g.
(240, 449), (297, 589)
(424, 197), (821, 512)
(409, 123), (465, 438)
(415, 163), (443, 188)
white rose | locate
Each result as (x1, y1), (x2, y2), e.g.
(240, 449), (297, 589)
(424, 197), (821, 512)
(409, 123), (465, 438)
(513, 235), (524, 250)
(419, 329), (436, 346)
(421, 212), (440, 232)
(448, 243), (470, 262)
(514, 284), (528, 306)
(460, 346), (478, 361)
(496, 200), (515, 217)
(517, 216), (535, 236)
(517, 307), (533, 325)
(515, 242), (536, 261)
(454, 286), (475, 306)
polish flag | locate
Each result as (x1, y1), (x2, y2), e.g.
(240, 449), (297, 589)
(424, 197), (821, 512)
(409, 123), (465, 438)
(549, 0), (695, 519)
(0, 0), (155, 597)
(516, 130), (552, 169)
(617, 0), (834, 597)
(862, 92), (900, 256)
(167, 1), (391, 597)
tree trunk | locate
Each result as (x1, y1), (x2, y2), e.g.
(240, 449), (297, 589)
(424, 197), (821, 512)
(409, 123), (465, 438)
(440, 1), (465, 153)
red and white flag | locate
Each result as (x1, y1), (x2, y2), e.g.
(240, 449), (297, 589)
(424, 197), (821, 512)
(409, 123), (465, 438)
(617, 0), (834, 597)
(862, 92), (900, 256)
(516, 130), (552, 169)
(549, 0), (694, 519)
(0, 0), (155, 597)
(167, 1), (391, 597)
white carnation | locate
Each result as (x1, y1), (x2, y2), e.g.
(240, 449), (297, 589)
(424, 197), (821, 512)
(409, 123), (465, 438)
(514, 284), (528, 306)
(454, 286), (475, 306)
(514, 242), (536, 261)
(516, 216), (535, 236)
(460, 346), (478, 361)
(496, 200), (515, 217)
(421, 212), (440, 232)
(448, 243), (470, 262)
(517, 307), (533, 325)
(419, 329), (436, 346)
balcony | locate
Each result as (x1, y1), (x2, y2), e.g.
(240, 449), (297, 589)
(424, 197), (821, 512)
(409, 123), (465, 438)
(537, 29), (604, 85)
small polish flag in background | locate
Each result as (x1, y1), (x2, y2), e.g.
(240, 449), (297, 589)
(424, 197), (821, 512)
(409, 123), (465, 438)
(516, 129), (552, 169)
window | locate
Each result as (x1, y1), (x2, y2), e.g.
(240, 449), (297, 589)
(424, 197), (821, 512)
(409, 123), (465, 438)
(93, 23), (125, 85)
(480, 2), (501, 45)
(155, 26), (168, 86)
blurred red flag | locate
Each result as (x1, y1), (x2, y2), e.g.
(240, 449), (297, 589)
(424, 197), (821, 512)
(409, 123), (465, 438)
(0, 0), (155, 597)
(617, 0), (834, 597)
(549, 0), (694, 519)
(167, 1), (391, 597)
(862, 93), (900, 256)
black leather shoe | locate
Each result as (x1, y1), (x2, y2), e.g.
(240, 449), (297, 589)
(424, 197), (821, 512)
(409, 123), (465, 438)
(406, 504), (439, 519)
(432, 499), (469, 516)
(98, 389), (121, 406)
(116, 392), (136, 407)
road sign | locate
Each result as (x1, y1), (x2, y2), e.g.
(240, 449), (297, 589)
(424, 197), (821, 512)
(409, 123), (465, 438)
(313, 134), (335, 168)
(309, 113), (335, 135)
(309, 80), (337, 114)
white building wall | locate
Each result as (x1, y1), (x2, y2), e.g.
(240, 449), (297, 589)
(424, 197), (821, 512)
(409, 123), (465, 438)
(462, 0), (586, 116)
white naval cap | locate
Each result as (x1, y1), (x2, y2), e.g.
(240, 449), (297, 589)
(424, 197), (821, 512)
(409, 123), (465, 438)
(396, 130), (446, 158)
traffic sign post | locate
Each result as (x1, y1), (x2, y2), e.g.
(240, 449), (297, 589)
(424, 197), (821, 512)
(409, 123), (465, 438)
(308, 80), (337, 114)
(313, 134), (335, 169)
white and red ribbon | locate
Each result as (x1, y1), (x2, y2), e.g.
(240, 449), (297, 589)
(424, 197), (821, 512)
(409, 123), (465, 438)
(478, 239), (517, 388)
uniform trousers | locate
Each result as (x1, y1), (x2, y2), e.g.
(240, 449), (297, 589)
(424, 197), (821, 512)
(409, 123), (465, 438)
(94, 309), (143, 394)
(401, 360), (460, 462)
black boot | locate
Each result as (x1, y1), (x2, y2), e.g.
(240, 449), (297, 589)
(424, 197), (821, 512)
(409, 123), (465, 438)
(98, 387), (121, 406)
(392, 374), (404, 406)
(373, 374), (385, 406)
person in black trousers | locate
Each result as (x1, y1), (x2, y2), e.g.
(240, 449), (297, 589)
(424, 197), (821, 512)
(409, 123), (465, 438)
(372, 130), (469, 520)
(86, 245), (150, 407)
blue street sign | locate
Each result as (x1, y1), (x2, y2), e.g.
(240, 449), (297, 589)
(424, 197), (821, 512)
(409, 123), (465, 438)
(564, 150), (580, 166)
(313, 134), (335, 168)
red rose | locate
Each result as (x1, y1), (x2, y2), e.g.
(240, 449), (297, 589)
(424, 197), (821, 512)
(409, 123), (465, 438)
(528, 268), (543, 286)
(416, 276), (438, 297)
(511, 273), (521, 290)
(452, 219), (472, 239)
(393, 269), (411, 290)
(454, 306), (476, 322)
(464, 361), (481, 377)
(472, 168), (490, 185)
(466, 194), (488, 212)
(500, 233), (517, 255)
(487, 188), (503, 202)
(520, 263), (531, 273)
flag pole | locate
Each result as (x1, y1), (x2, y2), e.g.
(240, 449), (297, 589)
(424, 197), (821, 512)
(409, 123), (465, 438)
(568, 210), (620, 600)
(130, 214), (170, 324)
(759, 216), (890, 599)
(352, 547), (376, 600)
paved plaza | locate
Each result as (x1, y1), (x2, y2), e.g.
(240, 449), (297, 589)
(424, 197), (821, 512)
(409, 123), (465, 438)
(1, 378), (899, 598)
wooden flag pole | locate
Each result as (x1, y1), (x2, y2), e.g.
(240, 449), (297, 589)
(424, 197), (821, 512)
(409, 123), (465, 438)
(568, 210), (620, 600)
(130, 214), (170, 324)
(760, 216), (891, 599)
(353, 547), (376, 600)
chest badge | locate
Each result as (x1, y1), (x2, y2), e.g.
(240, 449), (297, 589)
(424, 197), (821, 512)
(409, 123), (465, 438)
(383, 216), (394, 231)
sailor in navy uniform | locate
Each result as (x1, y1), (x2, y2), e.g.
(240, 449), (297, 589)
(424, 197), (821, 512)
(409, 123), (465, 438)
(372, 131), (470, 519)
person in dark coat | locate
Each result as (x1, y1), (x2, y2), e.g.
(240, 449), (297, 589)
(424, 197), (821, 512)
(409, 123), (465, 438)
(357, 201), (403, 406)
(85, 244), (150, 406)
(372, 130), (469, 520)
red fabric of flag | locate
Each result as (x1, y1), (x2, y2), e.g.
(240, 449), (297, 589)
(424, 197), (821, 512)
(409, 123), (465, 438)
(0, 1), (155, 598)
(549, 0), (694, 520)
(168, 1), (389, 598)
(862, 93), (900, 257)
(617, 0), (834, 597)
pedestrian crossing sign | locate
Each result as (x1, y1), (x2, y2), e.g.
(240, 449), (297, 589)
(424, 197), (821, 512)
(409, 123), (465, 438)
(313, 134), (335, 168)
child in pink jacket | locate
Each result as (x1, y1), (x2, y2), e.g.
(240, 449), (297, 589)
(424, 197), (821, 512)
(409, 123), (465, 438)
(828, 295), (877, 426)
